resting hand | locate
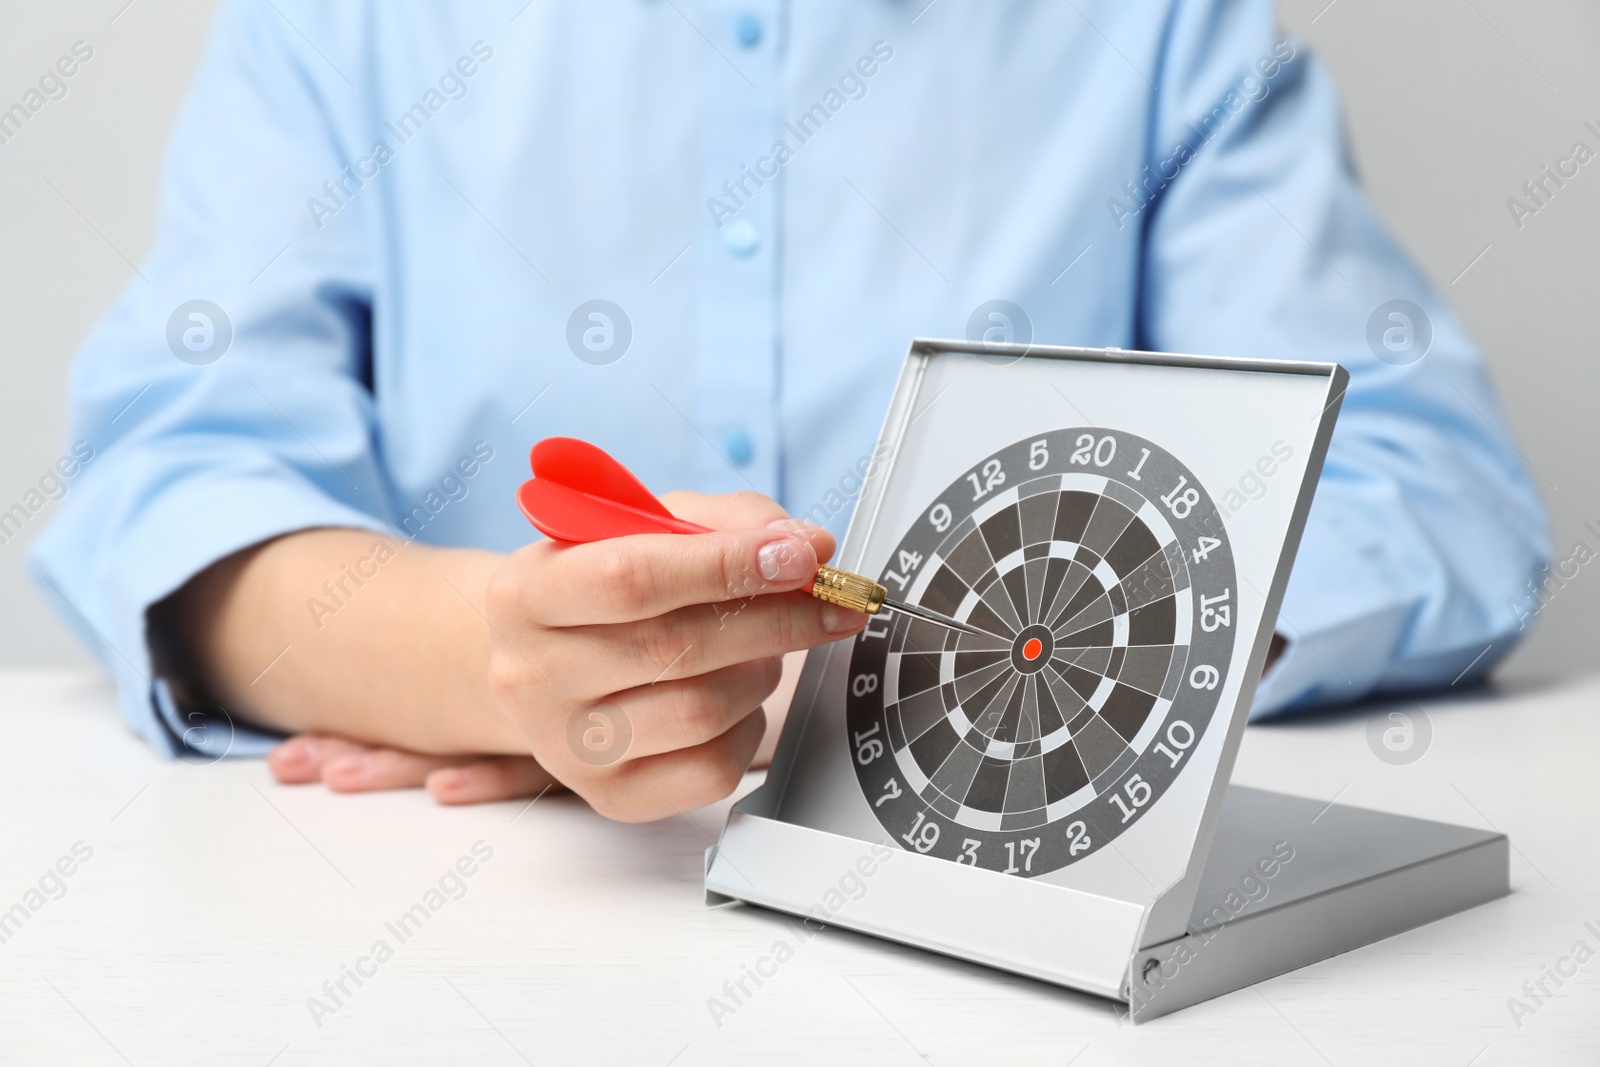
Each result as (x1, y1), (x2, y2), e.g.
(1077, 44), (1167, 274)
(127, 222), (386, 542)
(269, 733), (558, 805)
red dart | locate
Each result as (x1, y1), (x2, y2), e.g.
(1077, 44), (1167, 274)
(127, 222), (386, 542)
(517, 437), (709, 540)
(514, 437), (993, 638)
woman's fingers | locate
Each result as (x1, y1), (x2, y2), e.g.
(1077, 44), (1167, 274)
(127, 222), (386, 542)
(321, 747), (477, 793)
(479, 489), (848, 822)
(268, 734), (373, 784)
(545, 591), (862, 699)
(589, 706), (769, 823)
(591, 656), (781, 761)
(426, 757), (560, 806)
(495, 527), (805, 630)
(271, 732), (562, 806)
(270, 732), (476, 794)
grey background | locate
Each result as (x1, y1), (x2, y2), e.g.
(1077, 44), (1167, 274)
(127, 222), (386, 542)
(1, 0), (1595, 682)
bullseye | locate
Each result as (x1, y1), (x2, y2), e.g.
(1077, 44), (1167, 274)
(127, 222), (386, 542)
(1009, 623), (1055, 675)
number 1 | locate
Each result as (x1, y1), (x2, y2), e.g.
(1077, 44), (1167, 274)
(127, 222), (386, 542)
(1127, 447), (1150, 481)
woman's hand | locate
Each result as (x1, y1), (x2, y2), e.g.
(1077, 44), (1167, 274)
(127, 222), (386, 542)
(480, 491), (861, 821)
(267, 645), (812, 806)
(268, 733), (559, 805)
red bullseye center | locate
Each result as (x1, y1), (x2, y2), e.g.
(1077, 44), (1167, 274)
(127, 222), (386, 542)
(1022, 638), (1043, 661)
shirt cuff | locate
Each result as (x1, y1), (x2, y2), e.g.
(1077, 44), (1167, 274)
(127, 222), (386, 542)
(31, 468), (392, 757)
(1250, 494), (1411, 719)
(150, 676), (285, 759)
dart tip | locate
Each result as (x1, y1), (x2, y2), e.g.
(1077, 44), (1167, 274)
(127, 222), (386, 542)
(883, 598), (994, 639)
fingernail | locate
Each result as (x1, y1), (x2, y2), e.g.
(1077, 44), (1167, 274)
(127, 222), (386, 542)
(328, 754), (370, 778)
(820, 603), (864, 634)
(757, 536), (813, 583)
(275, 739), (310, 768)
(431, 768), (465, 791)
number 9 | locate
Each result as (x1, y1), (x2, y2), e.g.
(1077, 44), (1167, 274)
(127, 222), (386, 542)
(929, 503), (952, 532)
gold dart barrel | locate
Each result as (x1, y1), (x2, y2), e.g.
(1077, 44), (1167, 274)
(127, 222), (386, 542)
(809, 564), (887, 615)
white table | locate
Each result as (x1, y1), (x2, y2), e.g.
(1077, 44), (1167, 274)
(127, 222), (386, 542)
(1, 669), (1596, 1065)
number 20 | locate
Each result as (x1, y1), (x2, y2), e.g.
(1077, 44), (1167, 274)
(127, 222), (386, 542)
(1071, 434), (1115, 467)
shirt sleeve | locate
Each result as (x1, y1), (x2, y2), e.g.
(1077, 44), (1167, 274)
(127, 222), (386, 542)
(28, 0), (392, 756)
(1139, 0), (1551, 716)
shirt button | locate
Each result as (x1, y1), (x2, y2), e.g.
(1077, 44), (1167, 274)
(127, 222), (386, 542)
(722, 428), (755, 466)
(722, 218), (760, 258)
(734, 14), (762, 48)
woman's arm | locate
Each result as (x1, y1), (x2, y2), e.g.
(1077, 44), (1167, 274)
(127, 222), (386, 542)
(154, 492), (863, 821)
(154, 527), (514, 755)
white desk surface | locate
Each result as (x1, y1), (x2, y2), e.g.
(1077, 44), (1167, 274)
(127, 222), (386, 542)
(0, 669), (1596, 1066)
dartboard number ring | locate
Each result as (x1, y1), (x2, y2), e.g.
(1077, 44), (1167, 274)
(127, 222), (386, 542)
(846, 429), (1237, 878)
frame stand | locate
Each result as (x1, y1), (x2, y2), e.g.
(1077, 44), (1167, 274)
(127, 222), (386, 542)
(707, 783), (1507, 1022)
(1125, 785), (1506, 1020)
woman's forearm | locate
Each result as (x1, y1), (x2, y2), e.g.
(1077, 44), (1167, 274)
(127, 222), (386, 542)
(156, 527), (524, 755)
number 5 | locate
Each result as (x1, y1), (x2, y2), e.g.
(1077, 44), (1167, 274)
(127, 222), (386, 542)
(1029, 439), (1048, 470)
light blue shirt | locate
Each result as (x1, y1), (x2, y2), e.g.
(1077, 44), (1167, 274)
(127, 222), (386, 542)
(32, 0), (1550, 758)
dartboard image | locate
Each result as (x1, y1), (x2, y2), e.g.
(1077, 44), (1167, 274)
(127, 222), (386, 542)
(846, 428), (1237, 878)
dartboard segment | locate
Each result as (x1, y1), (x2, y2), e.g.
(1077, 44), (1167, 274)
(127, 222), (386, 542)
(847, 429), (1237, 878)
